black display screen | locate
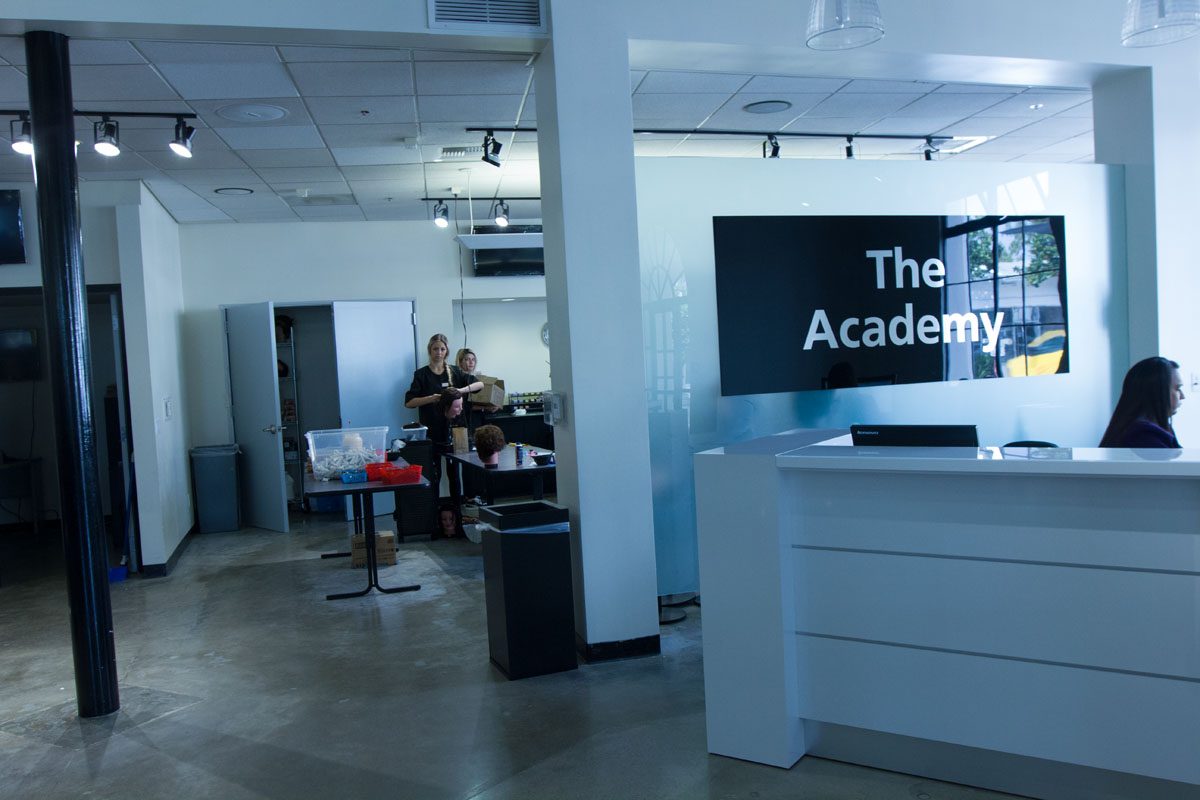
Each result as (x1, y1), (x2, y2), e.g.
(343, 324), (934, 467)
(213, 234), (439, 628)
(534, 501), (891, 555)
(0, 189), (26, 265)
(472, 247), (544, 276)
(0, 329), (39, 381)
(713, 215), (1068, 396)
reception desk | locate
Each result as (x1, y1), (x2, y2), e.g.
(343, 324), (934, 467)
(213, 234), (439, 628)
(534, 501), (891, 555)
(695, 432), (1200, 800)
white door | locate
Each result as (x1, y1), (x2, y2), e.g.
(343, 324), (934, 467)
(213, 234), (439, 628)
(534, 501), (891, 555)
(332, 300), (419, 518)
(225, 302), (289, 532)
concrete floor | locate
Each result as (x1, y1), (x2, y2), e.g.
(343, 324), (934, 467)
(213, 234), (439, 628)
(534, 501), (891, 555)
(0, 515), (1022, 800)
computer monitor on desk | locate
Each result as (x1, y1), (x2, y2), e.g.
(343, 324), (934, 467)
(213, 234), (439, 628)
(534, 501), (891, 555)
(850, 424), (979, 447)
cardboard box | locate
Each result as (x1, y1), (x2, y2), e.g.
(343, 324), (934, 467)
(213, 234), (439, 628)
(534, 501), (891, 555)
(350, 529), (397, 568)
(471, 375), (506, 408)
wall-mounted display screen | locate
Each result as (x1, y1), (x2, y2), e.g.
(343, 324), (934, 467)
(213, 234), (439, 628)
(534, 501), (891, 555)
(0, 328), (40, 381)
(0, 189), (26, 265)
(713, 215), (1068, 396)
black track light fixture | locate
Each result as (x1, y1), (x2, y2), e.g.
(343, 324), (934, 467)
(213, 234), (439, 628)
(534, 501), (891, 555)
(845, 136), (855, 160)
(169, 117), (196, 158)
(923, 136), (937, 161)
(762, 134), (781, 159)
(433, 200), (449, 228)
(9, 113), (32, 155)
(93, 116), (120, 157)
(492, 199), (510, 227)
(482, 130), (502, 167)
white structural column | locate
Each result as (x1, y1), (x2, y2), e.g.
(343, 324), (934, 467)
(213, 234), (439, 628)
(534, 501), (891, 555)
(534, 3), (659, 650)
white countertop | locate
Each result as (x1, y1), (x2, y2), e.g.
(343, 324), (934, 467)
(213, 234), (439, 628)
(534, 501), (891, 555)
(776, 437), (1200, 477)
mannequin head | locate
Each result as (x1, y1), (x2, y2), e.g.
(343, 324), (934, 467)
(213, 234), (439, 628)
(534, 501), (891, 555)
(474, 424), (506, 465)
(438, 504), (461, 538)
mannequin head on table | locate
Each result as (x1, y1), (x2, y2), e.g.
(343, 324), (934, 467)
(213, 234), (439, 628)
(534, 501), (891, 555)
(474, 424), (506, 466)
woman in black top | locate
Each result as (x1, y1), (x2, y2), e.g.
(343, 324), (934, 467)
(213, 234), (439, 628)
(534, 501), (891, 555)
(405, 334), (482, 486)
(453, 347), (485, 432)
(1099, 356), (1185, 447)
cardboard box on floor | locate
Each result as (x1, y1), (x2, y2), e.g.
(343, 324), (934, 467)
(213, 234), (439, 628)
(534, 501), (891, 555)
(471, 375), (505, 409)
(350, 529), (397, 568)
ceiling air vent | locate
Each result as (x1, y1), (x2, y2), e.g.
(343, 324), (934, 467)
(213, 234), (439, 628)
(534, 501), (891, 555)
(429, 0), (545, 33)
(438, 145), (484, 161)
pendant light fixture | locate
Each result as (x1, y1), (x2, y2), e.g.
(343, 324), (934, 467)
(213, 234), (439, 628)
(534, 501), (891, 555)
(169, 117), (195, 158)
(433, 200), (449, 228)
(9, 114), (32, 155)
(806, 0), (885, 50)
(93, 116), (121, 157)
(1121, 0), (1200, 46)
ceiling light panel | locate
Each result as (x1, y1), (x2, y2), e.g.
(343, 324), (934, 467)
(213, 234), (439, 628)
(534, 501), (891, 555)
(635, 71), (751, 94)
(287, 61), (415, 96)
(304, 96), (418, 125)
(153, 63), (299, 100)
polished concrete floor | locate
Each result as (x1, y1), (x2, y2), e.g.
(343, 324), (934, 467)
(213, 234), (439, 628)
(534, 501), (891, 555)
(0, 515), (1022, 800)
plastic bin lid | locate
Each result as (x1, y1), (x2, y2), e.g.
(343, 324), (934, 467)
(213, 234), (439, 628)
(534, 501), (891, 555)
(191, 444), (241, 455)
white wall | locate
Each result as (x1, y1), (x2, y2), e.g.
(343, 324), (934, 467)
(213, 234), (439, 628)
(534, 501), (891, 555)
(451, 298), (550, 394)
(119, 184), (191, 565)
(178, 221), (545, 446)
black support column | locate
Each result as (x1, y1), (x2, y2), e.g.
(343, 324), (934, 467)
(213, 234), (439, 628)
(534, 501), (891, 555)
(25, 30), (120, 718)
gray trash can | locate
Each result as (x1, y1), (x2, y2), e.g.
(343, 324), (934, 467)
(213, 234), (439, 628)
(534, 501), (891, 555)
(190, 444), (242, 533)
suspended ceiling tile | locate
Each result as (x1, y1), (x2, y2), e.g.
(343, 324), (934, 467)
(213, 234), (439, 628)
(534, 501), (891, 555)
(305, 96), (418, 125)
(1006, 116), (1093, 139)
(271, 181), (351, 197)
(780, 116), (880, 134)
(329, 145), (423, 166)
(418, 94), (531, 123)
(503, 141), (540, 160)
(1056, 100), (1094, 119)
(890, 92), (1014, 117)
(71, 64), (180, 101)
(415, 60), (533, 95)
(135, 41), (280, 63)
(82, 102), (202, 129)
(702, 93), (828, 130)
(348, 179), (428, 202)
(74, 149), (156, 171)
(414, 50), (529, 61)
(0, 66), (27, 104)
(207, 193), (292, 210)
(966, 135), (1063, 154)
(934, 82), (1027, 94)
(861, 117), (963, 136)
(216, 125), (324, 150)
(288, 61), (414, 97)
(636, 71), (750, 94)
(360, 201), (427, 220)
(803, 92), (924, 118)
(226, 209), (302, 222)
(1009, 152), (1082, 163)
(740, 75), (849, 94)
(168, 206), (234, 222)
(60, 40), (148, 65)
(1028, 133), (1094, 155)
(630, 71), (647, 92)
(318, 123), (420, 147)
(237, 148), (336, 168)
(670, 139), (761, 158)
(255, 166), (347, 184)
(418, 122), (537, 144)
(141, 147), (248, 170)
(0, 38), (25, 65)
(155, 63), (298, 100)
(840, 79), (942, 94)
(338, 164), (424, 181)
(293, 205), (366, 220)
(280, 45), (411, 62)
(937, 116), (1044, 137)
(978, 91), (1090, 117)
(631, 93), (728, 124)
(188, 97), (313, 128)
(164, 169), (267, 187)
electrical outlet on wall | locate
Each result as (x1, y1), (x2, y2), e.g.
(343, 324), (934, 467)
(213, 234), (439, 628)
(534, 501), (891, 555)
(164, 396), (173, 420)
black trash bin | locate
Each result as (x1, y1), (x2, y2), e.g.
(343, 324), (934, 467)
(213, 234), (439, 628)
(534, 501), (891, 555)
(190, 444), (242, 533)
(479, 501), (576, 680)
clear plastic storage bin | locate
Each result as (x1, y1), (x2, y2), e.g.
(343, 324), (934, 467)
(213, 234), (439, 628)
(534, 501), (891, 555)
(306, 426), (388, 480)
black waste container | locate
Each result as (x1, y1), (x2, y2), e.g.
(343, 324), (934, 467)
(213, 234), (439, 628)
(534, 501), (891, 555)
(190, 444), (242, 533)
(480, 501), (576, 680)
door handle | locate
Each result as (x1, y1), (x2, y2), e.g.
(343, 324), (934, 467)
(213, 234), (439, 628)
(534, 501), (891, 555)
(262, 424), (287, 434)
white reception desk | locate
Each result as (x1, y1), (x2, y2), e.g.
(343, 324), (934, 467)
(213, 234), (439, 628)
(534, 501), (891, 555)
(695, 431), (1200, 800)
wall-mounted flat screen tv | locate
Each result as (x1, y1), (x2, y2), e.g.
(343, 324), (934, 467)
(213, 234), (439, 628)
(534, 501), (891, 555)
(0, 189), (26, 265)
(0, 329), (40, 381)
(713, 215), (1068, 396)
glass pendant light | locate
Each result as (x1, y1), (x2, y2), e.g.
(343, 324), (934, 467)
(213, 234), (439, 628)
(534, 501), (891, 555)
(1121, 0), (1200, 46)
(806, 0), (884, 50)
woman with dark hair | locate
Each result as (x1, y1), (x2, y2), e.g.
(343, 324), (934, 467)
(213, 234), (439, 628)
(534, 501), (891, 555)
(1099, 356), (1185, 447)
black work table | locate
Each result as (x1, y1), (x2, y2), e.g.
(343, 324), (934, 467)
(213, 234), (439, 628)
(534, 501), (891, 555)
(303, 476), (428, 601)
(446, 448), (556, 507)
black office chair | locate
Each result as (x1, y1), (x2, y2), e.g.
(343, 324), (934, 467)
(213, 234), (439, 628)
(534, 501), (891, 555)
(1004, 440), (1058, 448)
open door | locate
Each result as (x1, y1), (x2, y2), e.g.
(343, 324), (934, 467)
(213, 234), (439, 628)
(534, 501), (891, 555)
(332, 300), (419, 518)
(225, 302), (289, 532)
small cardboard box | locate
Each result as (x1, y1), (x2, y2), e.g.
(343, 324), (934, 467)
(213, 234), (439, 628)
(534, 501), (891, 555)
(350, 529), (397, 568)
(471, 375), (506, 408)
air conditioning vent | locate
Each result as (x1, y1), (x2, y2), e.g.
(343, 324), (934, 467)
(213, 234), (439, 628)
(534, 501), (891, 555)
(439, 145), (485, 160)
(429, 0), (545, 33)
